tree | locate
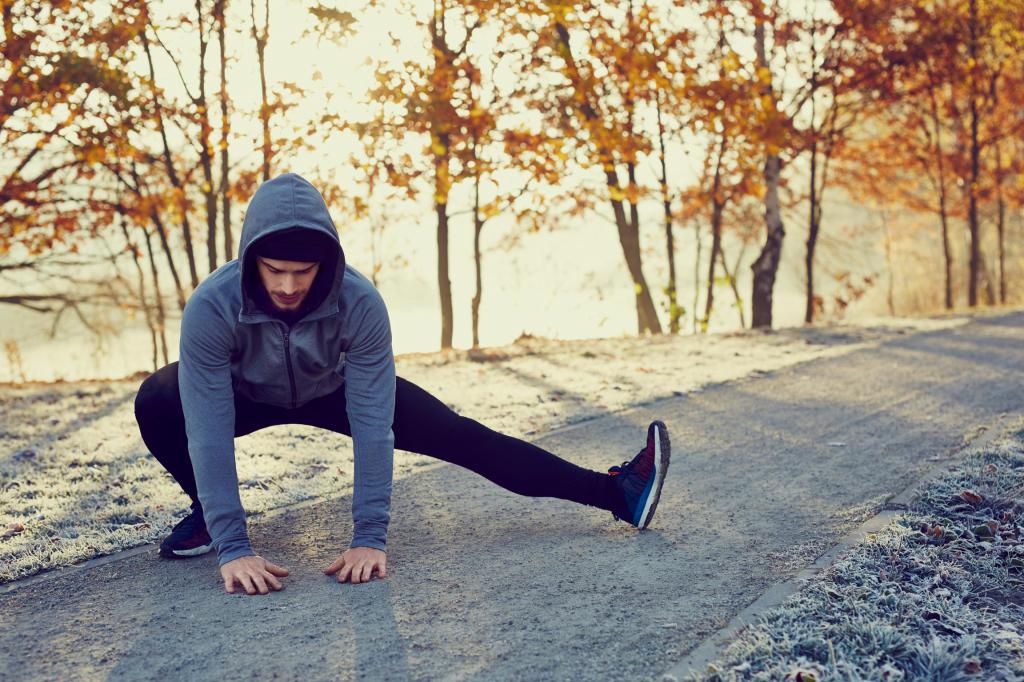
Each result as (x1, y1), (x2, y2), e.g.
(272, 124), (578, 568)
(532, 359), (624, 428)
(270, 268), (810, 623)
(337, 0), (503, 349)
(677, 9), (760, 330)
(833, 0), (1024, 309)
(250, 0), (271, 181)
(747, 0), (789, 329)
(520, 0), (694, 335)
(0, 1), (139, 258)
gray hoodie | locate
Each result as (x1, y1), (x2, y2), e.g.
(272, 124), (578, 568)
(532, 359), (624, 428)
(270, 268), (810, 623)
(178, 173), (395, 566)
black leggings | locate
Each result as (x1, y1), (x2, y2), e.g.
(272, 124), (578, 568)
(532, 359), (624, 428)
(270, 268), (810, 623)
(133, 361), (619, 515)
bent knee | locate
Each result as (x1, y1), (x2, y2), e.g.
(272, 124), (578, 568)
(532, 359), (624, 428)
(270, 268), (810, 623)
(134, 363), (180, 421)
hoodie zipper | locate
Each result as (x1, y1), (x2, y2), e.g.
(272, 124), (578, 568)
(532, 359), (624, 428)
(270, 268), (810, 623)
(282, 326), (298, 409)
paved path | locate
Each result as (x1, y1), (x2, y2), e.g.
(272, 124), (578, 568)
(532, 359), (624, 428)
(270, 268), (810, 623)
(2, 312), (1022, 681)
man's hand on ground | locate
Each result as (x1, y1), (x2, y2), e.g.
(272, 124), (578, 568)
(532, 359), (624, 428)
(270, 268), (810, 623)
(220, 555), (289, 595)
(323, 547), (387, 584)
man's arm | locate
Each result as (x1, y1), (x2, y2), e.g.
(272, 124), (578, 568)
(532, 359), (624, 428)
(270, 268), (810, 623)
(342, 288), (396, 551)
(178, 295), (255, 565)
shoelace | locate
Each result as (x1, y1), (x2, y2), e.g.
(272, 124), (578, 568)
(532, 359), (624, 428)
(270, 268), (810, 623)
(608, 450), (642, 476)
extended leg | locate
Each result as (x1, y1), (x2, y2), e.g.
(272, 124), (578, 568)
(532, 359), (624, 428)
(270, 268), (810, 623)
(388, 376), (623, 513)
(136, 366), (624, 516)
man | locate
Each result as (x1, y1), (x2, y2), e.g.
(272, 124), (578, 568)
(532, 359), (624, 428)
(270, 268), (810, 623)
(134, 173), (671, 597)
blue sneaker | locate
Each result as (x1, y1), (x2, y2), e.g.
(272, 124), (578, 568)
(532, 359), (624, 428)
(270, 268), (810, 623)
(159, 504), (213, 559)
(608, 420), (671, 529)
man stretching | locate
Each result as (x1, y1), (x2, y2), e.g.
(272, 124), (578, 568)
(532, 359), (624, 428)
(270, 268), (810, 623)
(133, 173), (672, 597)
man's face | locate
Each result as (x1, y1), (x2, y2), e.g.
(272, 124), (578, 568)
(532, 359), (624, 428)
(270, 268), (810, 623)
(256, 256), (320, 311)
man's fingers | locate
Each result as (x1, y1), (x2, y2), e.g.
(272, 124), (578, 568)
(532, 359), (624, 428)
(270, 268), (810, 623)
(224, 575), (235, 593)
(264, 571), (284, 591)
(239, 573), (257, 595)
(337, 562), (353, 583)
(252, 573), (269, 595)
(265, 561), (290, 577)
(323, 557), (345, 576)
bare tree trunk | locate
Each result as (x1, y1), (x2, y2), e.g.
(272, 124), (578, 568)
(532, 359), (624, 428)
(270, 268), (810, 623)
(881, 210), (895, 316)
(804, 3), (820, 324)
(703, 135), (726, 330)
(723, 242), (747, 329)
(751, 158), (785, 328)
(150, 211), (186, 311)
(141, 29), (200, 290)
(142, 225), (170, 366)
(550, 18), (661, 335)
(621, 1), (660, 335)
(216, 0), (233, 263)
(436, 197), (453, 349)
(428, 24), (455, 349)
(750, 8), (786, 329)
(978, 256), (996, 304)
(995, 141), (1007, 303)
(125, 163), (187, 309)
(656, 97), (680, 334)
(118, 210), (159, 371)
(805, 137), (821, 324)
(626, 161), (662, 334)
(966, 0), (981, 307)
(251, 0), (271, 181)
(196, 0), (218, 273)
(925, 77), (954, 310)
(471, 159), (483, 349)
(692, 218), (702, 334)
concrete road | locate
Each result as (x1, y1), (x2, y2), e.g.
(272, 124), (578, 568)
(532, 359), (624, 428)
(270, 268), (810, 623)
(2, 312), (1022, 681)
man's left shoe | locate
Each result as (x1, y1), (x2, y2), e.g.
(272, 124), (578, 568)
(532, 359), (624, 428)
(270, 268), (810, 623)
(608, 420), (671, 529)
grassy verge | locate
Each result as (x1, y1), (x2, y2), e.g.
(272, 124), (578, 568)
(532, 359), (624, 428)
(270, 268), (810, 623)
(689, 420), (1024, 681)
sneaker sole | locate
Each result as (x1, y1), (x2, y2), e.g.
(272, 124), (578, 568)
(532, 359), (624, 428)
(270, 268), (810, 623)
(158, 543), (214, 559)
(638, 420), (671, 530)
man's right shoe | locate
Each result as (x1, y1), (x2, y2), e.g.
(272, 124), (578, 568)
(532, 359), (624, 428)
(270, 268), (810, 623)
(608, 420), (671, 529)
(159, 505), (213, 559)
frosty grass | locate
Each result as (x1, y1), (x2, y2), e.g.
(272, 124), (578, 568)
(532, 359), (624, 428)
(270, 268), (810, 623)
(690, 421), (1024, 681)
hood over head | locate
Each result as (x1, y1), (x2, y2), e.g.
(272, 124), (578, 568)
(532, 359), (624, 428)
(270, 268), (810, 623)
(237, 173), (346, 325)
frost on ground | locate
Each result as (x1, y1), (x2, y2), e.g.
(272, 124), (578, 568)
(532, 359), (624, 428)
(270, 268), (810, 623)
(689, 421), (1024, 682)
(0, 318), (964, 584)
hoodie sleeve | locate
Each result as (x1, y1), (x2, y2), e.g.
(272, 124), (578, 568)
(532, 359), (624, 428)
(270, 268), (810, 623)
(343, 288), (396, 551)
(178, 295), (255, 566)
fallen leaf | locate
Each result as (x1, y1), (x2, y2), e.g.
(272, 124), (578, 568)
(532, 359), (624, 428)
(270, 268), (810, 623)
(1, 522), (26, 540)
(964, 659), (982, 674)
(959, 490), (983, 505)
